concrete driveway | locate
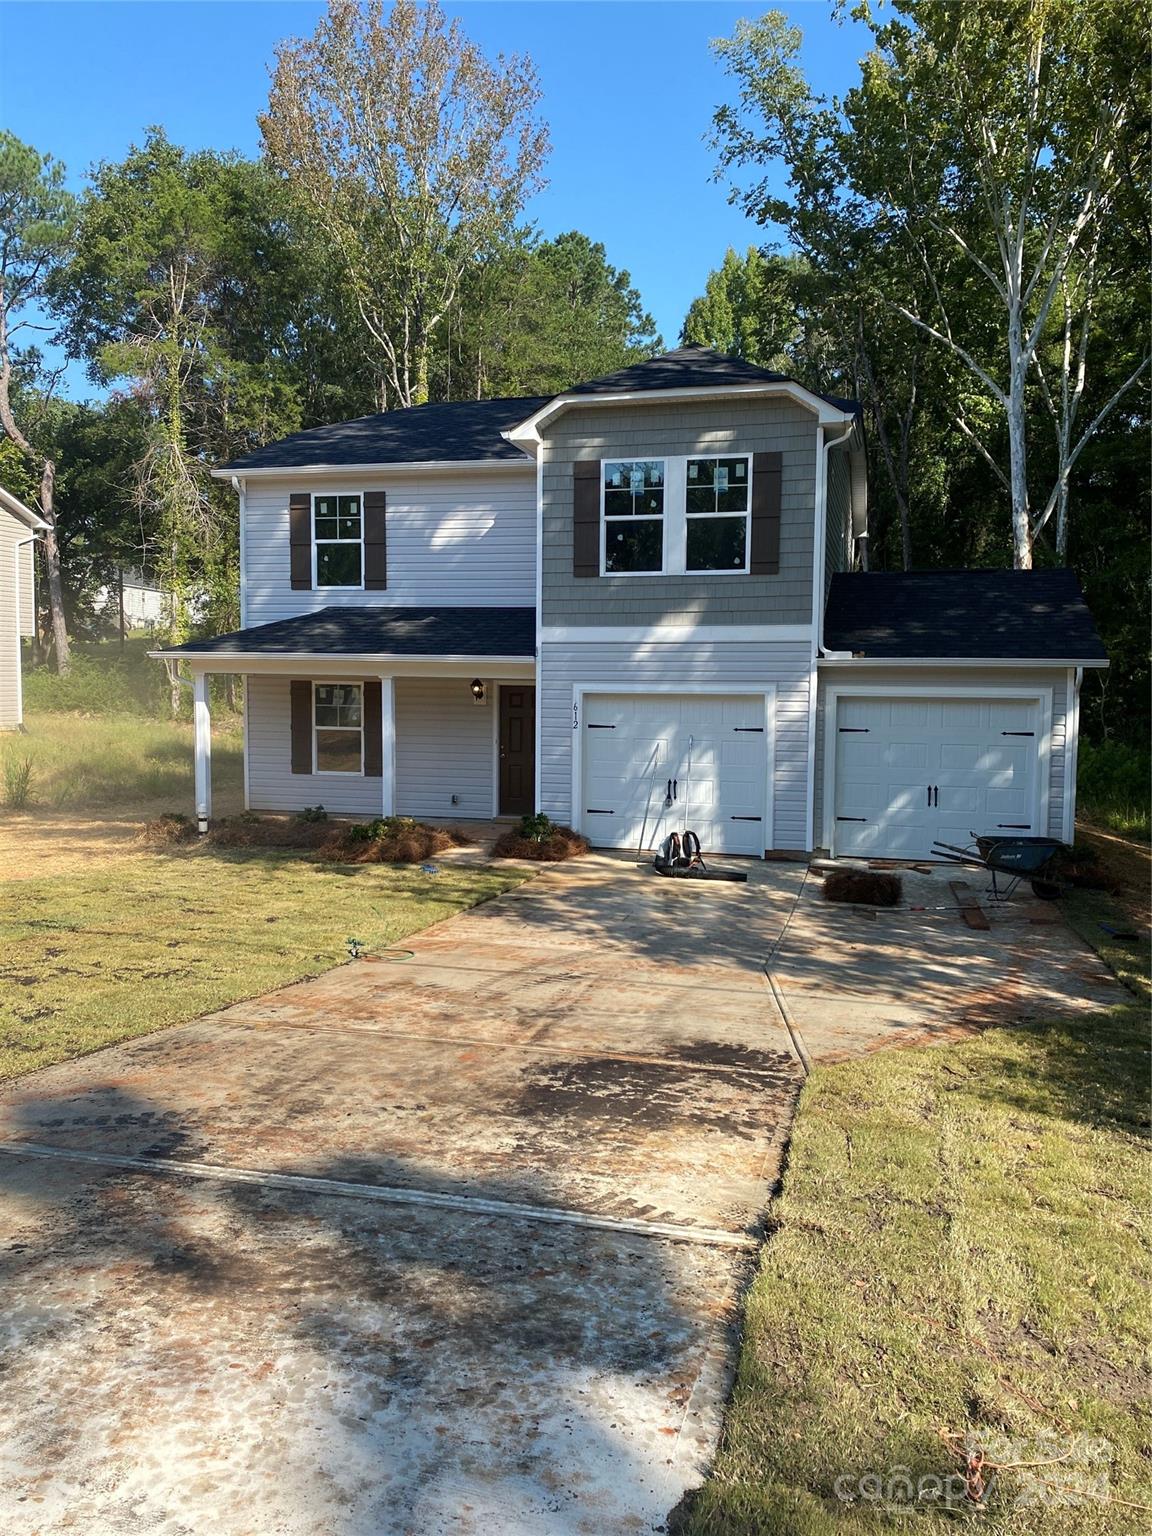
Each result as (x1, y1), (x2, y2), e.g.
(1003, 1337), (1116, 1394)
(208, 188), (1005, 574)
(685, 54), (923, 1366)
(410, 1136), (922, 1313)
(0, 856), (1121, 1534)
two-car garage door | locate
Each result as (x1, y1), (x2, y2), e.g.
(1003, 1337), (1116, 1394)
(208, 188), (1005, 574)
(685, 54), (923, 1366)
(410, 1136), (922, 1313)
(831, 694), (1043, 859)
(581, 693), (769, 856)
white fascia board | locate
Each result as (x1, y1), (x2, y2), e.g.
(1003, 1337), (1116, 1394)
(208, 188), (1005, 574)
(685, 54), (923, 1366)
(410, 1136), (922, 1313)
(503, 382), (857, 448)
(540, 624), (812, 644)
(148, 649), (536, 675)
(0, 484), (48, 530)
(209, 458), (533, 481)
(816, 655), (1109, 669)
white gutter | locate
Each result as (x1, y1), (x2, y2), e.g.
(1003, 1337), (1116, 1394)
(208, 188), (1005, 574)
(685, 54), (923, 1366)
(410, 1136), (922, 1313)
(209, 458), (533, 481)
(814, 422), (857, 661)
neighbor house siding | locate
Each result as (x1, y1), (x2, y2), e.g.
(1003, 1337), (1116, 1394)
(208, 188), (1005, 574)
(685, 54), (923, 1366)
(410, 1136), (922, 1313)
(825, 447), (851, 601)
(812, 665), (1072, 847)
(242, 468), (536, 625)
(539, 637), (813, 850)
(0, 511), (35, 729)
(245, 674), (382, 816)
(540, 398), (819, 627)
(394, 677), (494, 819)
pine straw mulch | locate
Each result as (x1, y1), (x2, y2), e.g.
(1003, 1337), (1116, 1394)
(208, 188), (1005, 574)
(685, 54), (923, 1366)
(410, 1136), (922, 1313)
(491, 825), (588, 862)
(140, 813), (472, 864)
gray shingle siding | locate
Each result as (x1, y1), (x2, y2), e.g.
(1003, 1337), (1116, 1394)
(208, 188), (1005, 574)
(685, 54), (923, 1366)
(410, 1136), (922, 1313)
(540, 399), (819, 627)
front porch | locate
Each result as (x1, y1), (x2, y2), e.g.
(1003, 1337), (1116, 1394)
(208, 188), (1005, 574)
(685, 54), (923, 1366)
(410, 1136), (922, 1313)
(150, 604), (539, 833)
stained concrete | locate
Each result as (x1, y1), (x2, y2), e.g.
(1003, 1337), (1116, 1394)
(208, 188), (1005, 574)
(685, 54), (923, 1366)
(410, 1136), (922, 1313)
(0, 853), (1122, 1533)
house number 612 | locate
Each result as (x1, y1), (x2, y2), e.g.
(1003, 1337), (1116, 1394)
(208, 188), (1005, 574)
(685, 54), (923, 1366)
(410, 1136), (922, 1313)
(572, 701), (579, 730)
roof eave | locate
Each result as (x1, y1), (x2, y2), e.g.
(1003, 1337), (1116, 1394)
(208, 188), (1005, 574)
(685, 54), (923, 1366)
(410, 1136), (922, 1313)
(503, 380), (858, 449)
(816, 654), (1108, 668)
(213, 457), (534, 480)
(0, 484), (49, 530)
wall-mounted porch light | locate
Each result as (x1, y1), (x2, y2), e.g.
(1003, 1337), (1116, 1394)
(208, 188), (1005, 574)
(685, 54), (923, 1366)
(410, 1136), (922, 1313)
(470, 678), (486, 704)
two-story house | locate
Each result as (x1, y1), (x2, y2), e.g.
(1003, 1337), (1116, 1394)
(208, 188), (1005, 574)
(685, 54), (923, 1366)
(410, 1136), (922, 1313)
(157, 346), (1107, 858)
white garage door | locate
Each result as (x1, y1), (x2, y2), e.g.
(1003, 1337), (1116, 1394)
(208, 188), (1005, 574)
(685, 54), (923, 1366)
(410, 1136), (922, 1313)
(832, 695), (1041, 859)
(581, 693), (769, 856)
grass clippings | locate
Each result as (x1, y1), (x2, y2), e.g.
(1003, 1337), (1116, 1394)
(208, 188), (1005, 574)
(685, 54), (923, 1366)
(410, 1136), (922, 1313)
(823, 868), (903, 906)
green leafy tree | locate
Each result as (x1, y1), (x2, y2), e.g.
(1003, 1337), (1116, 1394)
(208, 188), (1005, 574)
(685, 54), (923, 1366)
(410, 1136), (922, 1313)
(0, 133), (77, 670)
(262, 0), (551, 408)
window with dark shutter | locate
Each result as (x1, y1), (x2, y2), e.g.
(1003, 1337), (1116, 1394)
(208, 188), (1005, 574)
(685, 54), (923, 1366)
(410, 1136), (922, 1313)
(363, 491), (387, 590)
(573, 459), (600, 578)
(363, 680), (383, 776)
(749, 452), (782, 575)
(289, 494), (312, 590)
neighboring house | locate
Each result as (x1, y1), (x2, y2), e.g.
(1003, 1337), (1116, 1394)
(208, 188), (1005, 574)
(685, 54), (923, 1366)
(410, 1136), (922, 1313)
(0, 484), (46, 731)
(156, 346), (1107, 857)
(93, 568), (169, 633)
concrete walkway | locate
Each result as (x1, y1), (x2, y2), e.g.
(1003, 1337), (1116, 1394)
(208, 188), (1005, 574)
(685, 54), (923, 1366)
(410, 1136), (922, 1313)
(0, 855), (1122, 1534)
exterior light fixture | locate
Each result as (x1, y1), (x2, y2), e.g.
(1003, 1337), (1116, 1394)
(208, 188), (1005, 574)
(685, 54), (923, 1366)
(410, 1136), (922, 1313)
(470, 678), (486, 704)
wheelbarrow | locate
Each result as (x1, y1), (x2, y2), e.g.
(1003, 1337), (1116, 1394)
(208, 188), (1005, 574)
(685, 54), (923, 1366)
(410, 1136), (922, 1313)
(931, 834), (1066, 903)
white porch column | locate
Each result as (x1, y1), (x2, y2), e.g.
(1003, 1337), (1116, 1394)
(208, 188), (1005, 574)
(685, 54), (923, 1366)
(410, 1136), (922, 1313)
(380, 674), (396, 816)
(193, 670), (212, 832)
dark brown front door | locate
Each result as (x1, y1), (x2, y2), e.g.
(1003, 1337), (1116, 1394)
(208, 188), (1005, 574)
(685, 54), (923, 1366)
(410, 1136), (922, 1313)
(498, 685), (535, 816)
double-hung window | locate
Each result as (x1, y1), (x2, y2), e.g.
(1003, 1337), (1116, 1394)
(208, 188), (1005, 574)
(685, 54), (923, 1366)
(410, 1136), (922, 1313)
(314, 494), (363, 587)
(685, 456), (751, 572)
(602, 460), (665, 573)
(314, 682), (363, 773)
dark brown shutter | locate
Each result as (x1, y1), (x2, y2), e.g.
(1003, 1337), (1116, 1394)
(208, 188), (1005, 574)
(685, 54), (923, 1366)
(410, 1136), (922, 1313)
(749, 452), (783, 576)
(362, 680), (383, 777)
(573, 459), (600, 578)
(290, 493), (312, 589)
(290, 680), (313, 774)
(363, 491), (387, 590)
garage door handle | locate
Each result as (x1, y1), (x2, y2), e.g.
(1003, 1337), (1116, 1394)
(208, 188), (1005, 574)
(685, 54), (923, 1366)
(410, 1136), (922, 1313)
(997, 823), (1030, 829)
(731, 815), (762, 822)
(837, 816), (866, 823)
(585, 809), (614, 815)
(1001, 731), (1034, 737)
(672, 779), (677, 800)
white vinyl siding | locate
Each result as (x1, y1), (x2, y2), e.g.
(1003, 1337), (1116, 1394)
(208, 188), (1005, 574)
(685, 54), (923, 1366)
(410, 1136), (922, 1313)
(539, 638), (812, 850)
(813, 666), (1072, 850)
(246, 675), (380, 816)
(1, 510), (35, 729)
(243, 468), (536, 625)
(394, 677), (495, 819)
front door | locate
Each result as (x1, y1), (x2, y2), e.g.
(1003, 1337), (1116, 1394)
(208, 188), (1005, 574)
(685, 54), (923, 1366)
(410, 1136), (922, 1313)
(498, 685), (536, 816)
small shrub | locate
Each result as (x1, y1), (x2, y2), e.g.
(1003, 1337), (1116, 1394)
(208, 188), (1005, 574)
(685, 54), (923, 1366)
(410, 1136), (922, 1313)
(2, 754), (34, 810)
(824, 868), (902, 906)
(492, 822), (588, 862)
(141, 811), (197, 846)
(297, 805), (328, 823)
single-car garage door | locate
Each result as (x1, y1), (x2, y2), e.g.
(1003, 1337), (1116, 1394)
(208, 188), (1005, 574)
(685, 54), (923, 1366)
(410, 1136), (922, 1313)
(581, 693), (769, 856)
(831, 694), (1043, 859)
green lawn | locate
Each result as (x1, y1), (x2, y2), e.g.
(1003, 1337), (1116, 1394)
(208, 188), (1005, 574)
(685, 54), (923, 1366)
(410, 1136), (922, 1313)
(0, 849), (523, 1080)
(680, 883), (1150, 1532)
(1, 710), (243, 811)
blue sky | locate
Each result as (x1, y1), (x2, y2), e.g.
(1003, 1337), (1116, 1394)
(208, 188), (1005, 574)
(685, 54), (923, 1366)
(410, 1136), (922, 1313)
(0, 1), (871, 401)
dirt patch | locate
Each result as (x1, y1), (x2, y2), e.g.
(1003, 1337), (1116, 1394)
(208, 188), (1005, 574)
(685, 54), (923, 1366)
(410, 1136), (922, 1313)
(824, 869), (903, 906)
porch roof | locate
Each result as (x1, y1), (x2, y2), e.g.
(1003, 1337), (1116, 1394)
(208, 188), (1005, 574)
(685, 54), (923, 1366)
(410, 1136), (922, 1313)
(153, 605), (537, 661)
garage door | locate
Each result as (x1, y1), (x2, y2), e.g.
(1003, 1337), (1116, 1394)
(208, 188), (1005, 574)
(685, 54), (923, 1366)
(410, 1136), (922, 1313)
(581, 693), (769, 856)
(832, 695), (1041, 859)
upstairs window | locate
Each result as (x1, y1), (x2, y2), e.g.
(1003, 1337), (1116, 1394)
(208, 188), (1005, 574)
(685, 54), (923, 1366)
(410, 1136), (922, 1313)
(686, 457), (751, 572)
(313, 682), (363, 773)
(602, 460), (665, 573)
(314, 494), (363, 587)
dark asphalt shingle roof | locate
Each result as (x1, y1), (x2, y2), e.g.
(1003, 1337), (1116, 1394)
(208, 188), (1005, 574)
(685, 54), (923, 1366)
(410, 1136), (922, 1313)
(158, 606), (537, 658)
(223, 348), (860, 470)
(224, 397), (549, 471)
(565, 345), (861, 415)
(824, 570), (1107, 661)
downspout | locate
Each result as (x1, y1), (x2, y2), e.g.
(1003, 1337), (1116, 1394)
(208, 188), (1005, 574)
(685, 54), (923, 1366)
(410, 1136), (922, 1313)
(815, 422), (857, 661)
(14, 532), (40, 727)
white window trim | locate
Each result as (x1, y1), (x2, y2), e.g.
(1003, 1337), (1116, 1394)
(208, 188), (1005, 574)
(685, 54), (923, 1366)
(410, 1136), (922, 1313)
(568, 682), (777, 854)
(820, 683), (1054, 856)
(598, 455), (753, 578)
(312, 491), (365, 592)
(313, 679), (366, 776)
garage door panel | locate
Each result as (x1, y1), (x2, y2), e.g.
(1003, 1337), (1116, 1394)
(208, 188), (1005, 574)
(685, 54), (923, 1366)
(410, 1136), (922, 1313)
(582, 693), (768, 856)
(833, 694), (1041, 859)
